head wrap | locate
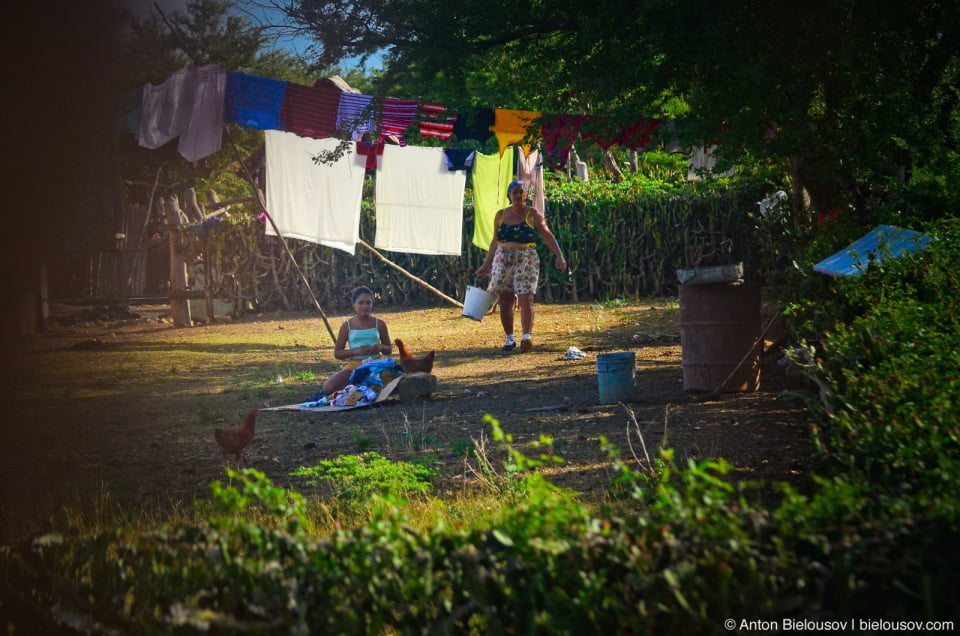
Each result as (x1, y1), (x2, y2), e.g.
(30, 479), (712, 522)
(508, 180), (526, 195)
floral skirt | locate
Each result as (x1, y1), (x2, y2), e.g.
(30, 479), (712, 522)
(487, 247), (540, 295)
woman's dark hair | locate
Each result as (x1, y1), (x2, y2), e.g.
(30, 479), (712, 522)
(351, 286), (374, 302)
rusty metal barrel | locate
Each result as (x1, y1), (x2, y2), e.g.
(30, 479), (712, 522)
(679, 281), (761, 392)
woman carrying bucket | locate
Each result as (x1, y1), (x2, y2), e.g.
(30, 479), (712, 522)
(476, 180), (567, 352)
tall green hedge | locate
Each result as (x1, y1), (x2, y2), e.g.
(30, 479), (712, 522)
(192, 179), (769, 313)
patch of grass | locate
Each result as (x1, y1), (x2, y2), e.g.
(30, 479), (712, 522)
(351, 427), (374, 451)
(195, 401), (222, 426)
(449, 437), (474, 458)
(292, 452), (437, 503)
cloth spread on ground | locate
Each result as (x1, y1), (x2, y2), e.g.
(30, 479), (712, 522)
(265, 130), (364, 254)
(224, 71), (287, 130)
(280, 82), (341, 140)
(490, 108), (541, 156)
(349, 357), (401, 385)
(267, 359), (404, 411)
(264, 375), (403, 412)
(516, 149), (545, 215)
(374, 145), (467, 255)
(471, 147), (515, 250)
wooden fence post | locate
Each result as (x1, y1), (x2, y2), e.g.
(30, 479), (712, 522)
(163, 195), (192, 326)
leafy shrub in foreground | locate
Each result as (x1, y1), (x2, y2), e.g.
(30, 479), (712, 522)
(291, 452), (437, 503)
(3, 410), (960, 633)
(790, 221), (960, 491)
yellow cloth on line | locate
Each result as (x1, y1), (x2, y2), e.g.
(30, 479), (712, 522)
(490, 108), (541, 157)
(471, 147), (515, 250)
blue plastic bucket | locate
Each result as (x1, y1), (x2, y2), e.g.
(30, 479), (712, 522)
(597, 351), (636, 404)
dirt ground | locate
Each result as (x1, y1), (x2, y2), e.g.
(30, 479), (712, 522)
(0, 297), (815, 542)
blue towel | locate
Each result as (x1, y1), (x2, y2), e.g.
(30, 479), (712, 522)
(224, 71), (287, 130)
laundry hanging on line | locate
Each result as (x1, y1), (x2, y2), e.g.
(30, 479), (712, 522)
(137, 64), (226, 162)
(224, 71), (286, 130)
(471, 146), (515, 250)
(138, 65), (682, 163)
(374, 145), (468, 256)
(264, 131), (365, 255)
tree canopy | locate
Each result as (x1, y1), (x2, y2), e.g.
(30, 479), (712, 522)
(269, 0), (960, 219)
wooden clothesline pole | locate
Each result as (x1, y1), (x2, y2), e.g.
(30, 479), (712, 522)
(152, 2), (336, 343)
(357, 239), (464, 308)
(224, 128), (338, 345)
(125, 164), (164, 293)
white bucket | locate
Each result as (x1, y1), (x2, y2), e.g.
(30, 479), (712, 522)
(462, 285), (496, 321)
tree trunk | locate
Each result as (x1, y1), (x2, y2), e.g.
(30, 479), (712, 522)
(789, 154), (838, 229)
(163, 195), (192, 326)
(604, 150), (624, 183)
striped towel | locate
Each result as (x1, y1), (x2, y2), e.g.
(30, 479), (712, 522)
(380, 97), (419, 138)
(337, 92), (376, 140)
(280, 82), (341, 139)
(417, 102), (457, 140)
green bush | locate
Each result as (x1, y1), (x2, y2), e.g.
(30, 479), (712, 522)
(5, 428), (959, 633)
(191, 171), (778, 312)
(788, 221), (960, 492)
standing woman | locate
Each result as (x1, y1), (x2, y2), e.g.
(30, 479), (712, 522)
(476, 180), (567, 352)
(322, 286), (393, 394)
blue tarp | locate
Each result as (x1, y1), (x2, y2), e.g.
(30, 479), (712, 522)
(813, 225), (932, 277)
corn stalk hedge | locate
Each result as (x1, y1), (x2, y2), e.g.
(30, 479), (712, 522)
(187, 181), (769, 314)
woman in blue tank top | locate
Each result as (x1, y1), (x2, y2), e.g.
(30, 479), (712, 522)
(476, 180), (567, 353)
(322, 286), (393, 394)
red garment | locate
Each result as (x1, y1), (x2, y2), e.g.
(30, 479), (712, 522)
(356, 140), (385, 169)
(381, 98), (419, 139)
(580, 116), (660, 150)
(417, 102), (456, 140)
(615, 118), (661, 150)
(280, 83), (340, 139)
(541, 113), (586, 169)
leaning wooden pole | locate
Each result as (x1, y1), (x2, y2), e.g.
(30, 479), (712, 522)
(357, 239), (463, 308)
(224, 128), (338, 345)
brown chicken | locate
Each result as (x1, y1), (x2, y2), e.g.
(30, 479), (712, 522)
(214, 409), (258, 464)
(395, 339), (436, 374)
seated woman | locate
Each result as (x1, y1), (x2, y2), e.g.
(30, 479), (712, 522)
(322, 286), (393, 395)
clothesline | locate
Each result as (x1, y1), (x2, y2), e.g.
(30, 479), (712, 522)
(135, 65), (728, 258)
(134, 65), (665, 166)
